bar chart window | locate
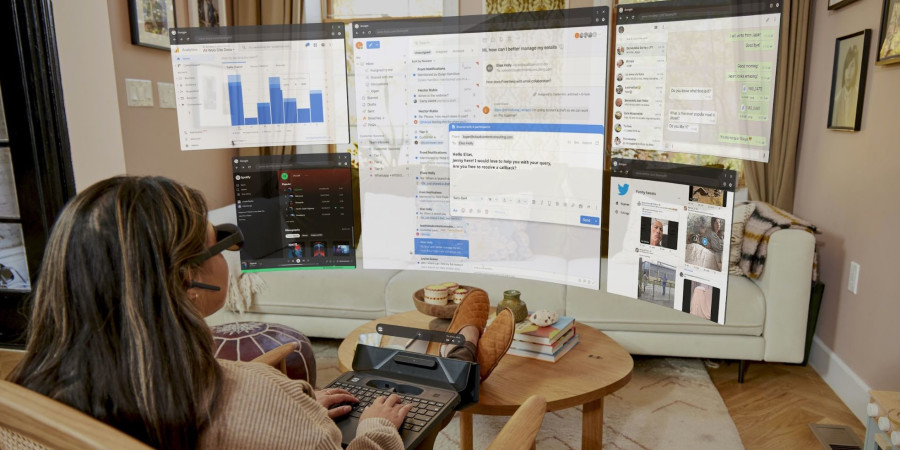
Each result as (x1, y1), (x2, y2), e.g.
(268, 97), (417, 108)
(170, 24), (350, 150)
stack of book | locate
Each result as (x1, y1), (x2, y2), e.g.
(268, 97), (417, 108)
(505, 314), (579, 362)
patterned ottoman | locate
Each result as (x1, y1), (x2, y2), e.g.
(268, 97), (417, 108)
(211, 322), (316, 386)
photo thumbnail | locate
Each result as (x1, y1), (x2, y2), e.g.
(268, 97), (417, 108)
(333, 241), (351, 255)
(681, 280), (721, 322)
(312, 241), (327, 257)
(636, 257), (676, 309)
(689, 185), (728, 207)
(685, 214), (726, 271)
(639, 216), (679, 250)
(287, 242), (305, 259)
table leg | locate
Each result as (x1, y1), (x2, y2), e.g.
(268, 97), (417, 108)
(583, 397), (604, 449)
(460, 411), (473, 450)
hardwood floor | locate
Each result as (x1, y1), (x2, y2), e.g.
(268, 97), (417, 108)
(1, 348), (866, 448)
(707, 359), (866, 449)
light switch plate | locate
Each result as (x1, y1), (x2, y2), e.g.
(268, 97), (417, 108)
(848, 261), (860, 294)
(125, 78), (153, 107)
(157, 82), (176, 109)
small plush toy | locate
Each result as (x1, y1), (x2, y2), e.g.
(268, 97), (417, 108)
(529, 309), (559, 327)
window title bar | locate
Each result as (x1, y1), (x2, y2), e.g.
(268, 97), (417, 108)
(233, 153), (351, 172)
(170, 23), (346, 45)
(616, 0), (781, 25)
(352, 7), (608, 38)
(611, 158), (737, 191)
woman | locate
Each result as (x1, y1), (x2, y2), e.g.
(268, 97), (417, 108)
(7, 176), (410, 449)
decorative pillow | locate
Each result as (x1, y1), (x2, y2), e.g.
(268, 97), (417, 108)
(728, 202), (755, 276)
(211, 322), (316, 386)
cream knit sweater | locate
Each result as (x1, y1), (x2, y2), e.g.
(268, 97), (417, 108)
(202, 360), (405, 450)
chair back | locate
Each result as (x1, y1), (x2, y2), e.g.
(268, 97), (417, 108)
(487, 394), (547, 450)
(0, 379), (151, 450)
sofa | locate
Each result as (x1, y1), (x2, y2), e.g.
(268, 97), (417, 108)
(207, 205), (816, 364)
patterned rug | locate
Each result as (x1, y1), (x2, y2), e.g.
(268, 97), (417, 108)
(310, 339), (743, 449)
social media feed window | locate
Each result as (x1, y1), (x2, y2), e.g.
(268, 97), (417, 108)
(607, 158), (736, 324)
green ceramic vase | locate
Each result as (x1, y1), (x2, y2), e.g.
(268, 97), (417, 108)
(497, 290), (528, 323)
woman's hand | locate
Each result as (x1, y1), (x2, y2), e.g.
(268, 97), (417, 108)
(359, 394), (414, 429)
(315, 388), (358, 419)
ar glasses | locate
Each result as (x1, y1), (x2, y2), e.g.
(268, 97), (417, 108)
(187, 223), (244, 292)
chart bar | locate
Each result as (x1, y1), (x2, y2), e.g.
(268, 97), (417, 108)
(269, 77), (284, 124)
(310, 90), (324, 123)
(227, 74), (244, 126)
(257, 103), (271, 124)
(284, 98), (298, 123)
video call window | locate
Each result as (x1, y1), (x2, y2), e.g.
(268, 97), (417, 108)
(612, 0), (783, 162)
(233, 154), (355, 271)
(607, 158), (736, 324)
(169, 23), (350, 150)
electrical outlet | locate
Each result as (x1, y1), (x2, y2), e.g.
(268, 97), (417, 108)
(848, 261), (860, 294)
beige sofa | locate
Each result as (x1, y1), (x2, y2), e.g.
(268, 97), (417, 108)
(207, 205), (816, 364)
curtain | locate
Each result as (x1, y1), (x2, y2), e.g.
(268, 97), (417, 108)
(228, 0), (304, 157)
(744, 0), (810, 212)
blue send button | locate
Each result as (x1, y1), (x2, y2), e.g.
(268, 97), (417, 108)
(580, 215), (600, 226)
(366, 41), (380, 49)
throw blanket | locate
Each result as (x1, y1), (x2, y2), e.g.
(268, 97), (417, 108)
(739, 201), (819, 281)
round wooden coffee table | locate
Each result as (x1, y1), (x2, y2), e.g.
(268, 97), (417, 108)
(338, 310), (633, 450)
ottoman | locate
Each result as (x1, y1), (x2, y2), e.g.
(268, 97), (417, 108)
(211, 321), (317, 386)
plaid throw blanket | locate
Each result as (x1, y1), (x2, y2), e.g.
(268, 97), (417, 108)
(739, 202), (819, 281)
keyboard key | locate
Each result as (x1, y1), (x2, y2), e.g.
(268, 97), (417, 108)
(424, 410), (436, 417)
(412, 426), (422, 432)
(414, 414), (430, 421)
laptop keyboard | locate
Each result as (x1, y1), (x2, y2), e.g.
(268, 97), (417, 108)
(327, 380), (446, 432)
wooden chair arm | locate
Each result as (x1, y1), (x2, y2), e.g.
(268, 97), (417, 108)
(0, 380), (151, 449)
(250, 342), (299, 374)
(487, 394), (547, 450)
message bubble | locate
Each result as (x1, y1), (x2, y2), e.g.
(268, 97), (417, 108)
(668, 109), (717, 125)
(726, 72), (772, 82)
(667, 122), (699, 133)
(729, 30), (777, 41)
(718, 133), (767, 147)
(740, 84), (770, 101)
(735, 62), (773, 73)
(738, 112), (768, 121)
(668, 87), (713, 101)
(742, 41), (776, 51)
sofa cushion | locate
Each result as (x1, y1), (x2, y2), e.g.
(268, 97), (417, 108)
(566, 260), (764, 336)
(385, 270), (567, 316)
(249, 268), (399, 319)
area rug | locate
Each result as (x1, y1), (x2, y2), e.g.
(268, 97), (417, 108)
(310, 339), (743, 449)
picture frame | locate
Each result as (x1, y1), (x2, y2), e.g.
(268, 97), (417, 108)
(189, 0), (228, 28)
(877, 0), (900, 65)
(127, 0), (177, 50)
(828, 0), (861, 10)
(827, 30), (871, 131)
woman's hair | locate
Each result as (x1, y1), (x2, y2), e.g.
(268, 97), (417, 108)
(9, 176), (222, 449)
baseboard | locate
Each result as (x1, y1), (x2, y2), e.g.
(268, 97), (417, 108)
(808, 336), (870, 425)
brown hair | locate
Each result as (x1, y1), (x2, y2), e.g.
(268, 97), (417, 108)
(9, 176), (222, 449)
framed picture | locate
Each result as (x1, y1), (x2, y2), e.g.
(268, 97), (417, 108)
(828, 30), (871, 131)
(127, 0), (176, 50)
(189, 0), (227, 27)
(828, 0), (861, 10)
(877, 0), (900, 65)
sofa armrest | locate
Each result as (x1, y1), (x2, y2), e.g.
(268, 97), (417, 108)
(752, 228), (815, 363)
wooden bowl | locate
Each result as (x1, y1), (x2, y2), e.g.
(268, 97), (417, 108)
(412, 285), (477, 319)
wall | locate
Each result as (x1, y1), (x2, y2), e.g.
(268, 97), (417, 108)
(105, 0), (234, 208)
(795, 0), (900, 393)
(51, 0), (127, 191)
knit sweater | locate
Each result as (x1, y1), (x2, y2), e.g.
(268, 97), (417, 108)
(0, 360), (404, 450)
(202, 360), (405, 450)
